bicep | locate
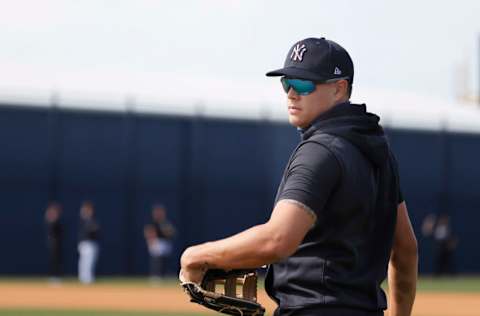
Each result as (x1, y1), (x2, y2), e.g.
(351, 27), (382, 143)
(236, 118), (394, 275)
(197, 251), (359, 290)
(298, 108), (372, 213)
(392, 202), (417, 259)
(265, 199), (316, 258)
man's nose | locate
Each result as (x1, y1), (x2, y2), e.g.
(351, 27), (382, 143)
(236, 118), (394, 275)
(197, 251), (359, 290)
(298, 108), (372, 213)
(287, 87), (299, 99)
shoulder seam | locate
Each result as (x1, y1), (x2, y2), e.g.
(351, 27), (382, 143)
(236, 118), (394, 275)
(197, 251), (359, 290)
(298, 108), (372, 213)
(301, 134), (345, 181)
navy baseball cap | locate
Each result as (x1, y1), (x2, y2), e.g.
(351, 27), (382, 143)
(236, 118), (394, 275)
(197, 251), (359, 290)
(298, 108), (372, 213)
(266, 37), (354, 84)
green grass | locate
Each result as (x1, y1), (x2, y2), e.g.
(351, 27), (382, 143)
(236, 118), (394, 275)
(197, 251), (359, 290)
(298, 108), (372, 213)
(0, 310), (205, 316)
(2, 276), (480, 291)
(417, 276), (480, 292)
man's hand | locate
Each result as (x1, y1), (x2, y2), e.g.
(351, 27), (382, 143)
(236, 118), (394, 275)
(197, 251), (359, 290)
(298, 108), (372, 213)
(180, 246), (207, 284)
(179, 267), (206, 284)
(180, 268), (266, 316)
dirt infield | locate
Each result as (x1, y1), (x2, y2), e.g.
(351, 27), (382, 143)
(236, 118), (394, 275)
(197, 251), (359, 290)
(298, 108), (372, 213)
(0, 282), (479, 316)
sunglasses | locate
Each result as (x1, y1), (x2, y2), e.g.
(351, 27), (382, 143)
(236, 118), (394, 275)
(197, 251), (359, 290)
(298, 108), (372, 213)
(280, 77), (350, 96)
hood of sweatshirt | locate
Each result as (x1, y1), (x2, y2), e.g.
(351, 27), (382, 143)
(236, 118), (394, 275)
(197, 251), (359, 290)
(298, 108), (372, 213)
(301, 102), (389, 167)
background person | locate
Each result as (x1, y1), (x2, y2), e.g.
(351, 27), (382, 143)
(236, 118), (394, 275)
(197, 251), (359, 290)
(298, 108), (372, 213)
(145, 204), (176, 279)
(422, 213), (458, 276)
(45, 202), (63, 283)
(78, 200), (100, 284)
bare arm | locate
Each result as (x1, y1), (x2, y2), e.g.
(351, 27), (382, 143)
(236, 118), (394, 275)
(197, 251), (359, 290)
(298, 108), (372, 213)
(388, 201), (418, 316)
(180, 200), (315, 283)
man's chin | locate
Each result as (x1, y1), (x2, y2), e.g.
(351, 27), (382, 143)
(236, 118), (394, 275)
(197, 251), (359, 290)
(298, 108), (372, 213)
(288, 116), (306, 128)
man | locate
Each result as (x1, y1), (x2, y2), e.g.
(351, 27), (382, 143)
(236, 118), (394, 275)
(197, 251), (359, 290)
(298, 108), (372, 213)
(422, 213), (457, 276)
(45, 202), (63, 283)
(180, 37), (418, 316)
(431, 214), (457, 276)
(144, 204), (176, 279)
(78, 200), (100, 284)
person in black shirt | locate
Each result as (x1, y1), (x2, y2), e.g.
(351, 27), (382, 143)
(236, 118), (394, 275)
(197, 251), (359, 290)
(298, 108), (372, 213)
(151, 204), (176, 241)
(180, 37), (418, 316)
(422, 213), (458, 276)
(78, 200), (100, 284)
(45, 202), (63, 282)
(144, 204), (175, 280)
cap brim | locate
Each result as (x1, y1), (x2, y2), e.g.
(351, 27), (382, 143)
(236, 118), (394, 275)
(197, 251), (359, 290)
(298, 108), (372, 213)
(265, 67), (329, 81)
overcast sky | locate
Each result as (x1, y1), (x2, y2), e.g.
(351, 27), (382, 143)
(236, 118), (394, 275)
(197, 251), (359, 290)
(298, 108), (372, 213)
(0, 0), (479, 108)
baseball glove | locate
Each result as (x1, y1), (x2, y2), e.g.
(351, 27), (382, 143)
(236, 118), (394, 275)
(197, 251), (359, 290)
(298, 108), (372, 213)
(181, 269), (265, 316)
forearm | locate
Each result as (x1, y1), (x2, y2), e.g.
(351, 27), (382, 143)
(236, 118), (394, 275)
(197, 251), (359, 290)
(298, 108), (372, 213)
(181, 223), (285, 271)
(387, 253), (418, 316)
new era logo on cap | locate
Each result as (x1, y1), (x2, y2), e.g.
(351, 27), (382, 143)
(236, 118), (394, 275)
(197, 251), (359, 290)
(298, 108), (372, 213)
(290, 44), (307, 62)
(334, 67), (342, 75)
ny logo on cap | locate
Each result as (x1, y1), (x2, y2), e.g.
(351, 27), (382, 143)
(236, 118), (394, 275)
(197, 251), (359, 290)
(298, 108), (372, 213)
(290, 44), (307, 62)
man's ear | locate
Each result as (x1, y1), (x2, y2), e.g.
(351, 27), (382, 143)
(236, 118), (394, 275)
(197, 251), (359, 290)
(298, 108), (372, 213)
(334, 80), (349, 100)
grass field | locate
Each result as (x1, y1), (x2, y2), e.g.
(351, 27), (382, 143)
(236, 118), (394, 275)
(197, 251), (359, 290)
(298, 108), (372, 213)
(0, 277), (479, 316)
(415, 276), (480, 292)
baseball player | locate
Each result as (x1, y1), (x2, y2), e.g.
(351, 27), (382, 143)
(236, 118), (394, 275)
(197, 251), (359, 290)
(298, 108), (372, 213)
(144, 204), (176, 279)
(78, 200), (100, 284)
(45, 202), (63, 283)
(180, 37), (418, 316)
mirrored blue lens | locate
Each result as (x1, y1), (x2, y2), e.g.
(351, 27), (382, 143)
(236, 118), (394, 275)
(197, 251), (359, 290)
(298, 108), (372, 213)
(280, 78), (316, 95)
